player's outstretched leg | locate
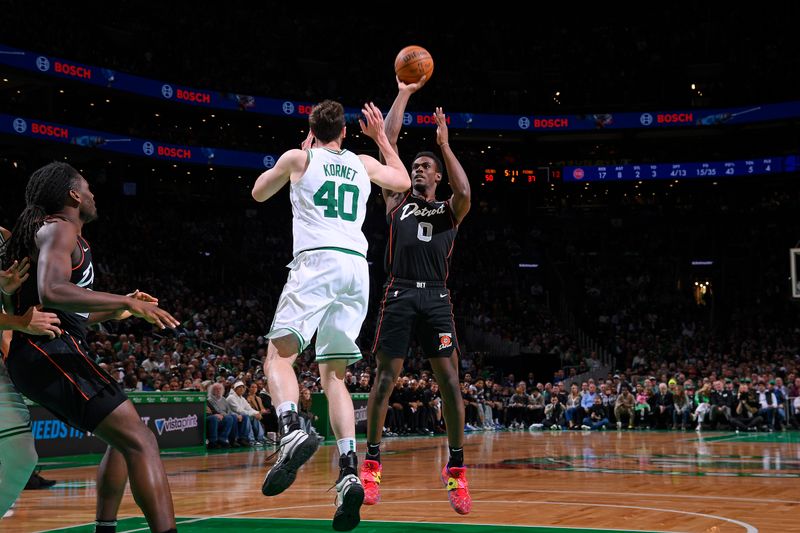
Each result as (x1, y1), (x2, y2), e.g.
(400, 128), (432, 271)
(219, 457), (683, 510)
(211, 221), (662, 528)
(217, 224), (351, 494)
(261, 336), (319, 496)
(261, 417), (319, 496)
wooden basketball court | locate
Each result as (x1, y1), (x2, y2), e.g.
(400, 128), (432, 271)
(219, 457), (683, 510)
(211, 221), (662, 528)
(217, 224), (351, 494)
(3, 430), (798, 532)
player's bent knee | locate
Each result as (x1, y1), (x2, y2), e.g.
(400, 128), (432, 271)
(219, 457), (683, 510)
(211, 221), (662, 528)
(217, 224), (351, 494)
(375, 373), (394, 396)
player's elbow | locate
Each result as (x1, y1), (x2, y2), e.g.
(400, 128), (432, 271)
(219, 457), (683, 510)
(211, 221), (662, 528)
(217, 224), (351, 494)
(251, 187), (265, 203)
(39, 286), (60, 309)
(395, 175), (411, 192)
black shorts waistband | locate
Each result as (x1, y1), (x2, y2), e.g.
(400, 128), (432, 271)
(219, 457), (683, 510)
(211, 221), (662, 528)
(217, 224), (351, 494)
(390, 278), (446, 289)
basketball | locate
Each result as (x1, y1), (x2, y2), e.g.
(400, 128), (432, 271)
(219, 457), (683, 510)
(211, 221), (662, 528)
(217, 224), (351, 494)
(394, 45), (434, 84)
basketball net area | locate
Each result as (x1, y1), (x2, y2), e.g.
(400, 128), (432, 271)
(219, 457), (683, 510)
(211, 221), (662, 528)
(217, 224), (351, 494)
(791, 248), (800, 298)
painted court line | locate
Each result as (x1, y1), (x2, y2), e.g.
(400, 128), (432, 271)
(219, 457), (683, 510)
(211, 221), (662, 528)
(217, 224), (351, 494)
(119, 487), (796, 506)
(105, 499), (754, 533)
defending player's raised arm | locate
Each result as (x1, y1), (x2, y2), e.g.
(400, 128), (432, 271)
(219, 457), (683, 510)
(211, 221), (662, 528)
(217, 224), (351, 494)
(251, 149), (307, 203)
(359, 103), (411, 192)
(435, 107), (471, 224)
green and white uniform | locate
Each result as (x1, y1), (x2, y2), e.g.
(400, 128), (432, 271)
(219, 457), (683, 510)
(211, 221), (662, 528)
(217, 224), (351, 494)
(267, 148), (371, 365)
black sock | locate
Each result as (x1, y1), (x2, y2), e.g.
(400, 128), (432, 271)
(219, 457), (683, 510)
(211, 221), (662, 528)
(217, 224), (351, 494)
(339, 450), (358, 479)
(279, 410), (301, 436)
(448, 447), (464, 468)
(95, 520), (117, 533)
(366, 442), (381, 462)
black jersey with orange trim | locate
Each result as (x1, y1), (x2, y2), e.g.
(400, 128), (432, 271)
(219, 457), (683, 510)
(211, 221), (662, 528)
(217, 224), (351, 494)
(384, 193), (457, 282)
(13, 233), (94, 343)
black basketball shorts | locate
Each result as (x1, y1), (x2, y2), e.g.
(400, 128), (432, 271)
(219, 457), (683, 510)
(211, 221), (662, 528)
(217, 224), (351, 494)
(371, 278), (459, 358)
(6, 332), (127, 433)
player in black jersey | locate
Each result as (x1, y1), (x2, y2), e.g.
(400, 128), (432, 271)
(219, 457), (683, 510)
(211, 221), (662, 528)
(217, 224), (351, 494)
(360, 77), (473, 515)
(0, 162), (181, 533)
(0, 226), (62, 519)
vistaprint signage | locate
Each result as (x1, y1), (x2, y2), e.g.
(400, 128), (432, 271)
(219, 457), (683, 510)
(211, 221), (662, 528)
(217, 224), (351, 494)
(154, 415), (199, 435)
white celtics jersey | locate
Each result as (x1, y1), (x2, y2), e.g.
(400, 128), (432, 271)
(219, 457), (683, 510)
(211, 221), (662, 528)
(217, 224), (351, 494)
(290, 147), (370, 257)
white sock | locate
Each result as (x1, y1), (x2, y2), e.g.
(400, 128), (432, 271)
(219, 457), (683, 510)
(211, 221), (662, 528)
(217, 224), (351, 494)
(276, 401), (298, 417)
(337, 437), (356, 456)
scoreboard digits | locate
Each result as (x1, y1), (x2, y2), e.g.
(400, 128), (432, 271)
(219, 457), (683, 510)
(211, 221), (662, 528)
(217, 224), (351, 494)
(564, 157), (787, 182)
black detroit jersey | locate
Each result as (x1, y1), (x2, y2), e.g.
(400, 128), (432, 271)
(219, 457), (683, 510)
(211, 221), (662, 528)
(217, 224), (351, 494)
(385, 193), (458, 281)
(14, 232), (94, 342)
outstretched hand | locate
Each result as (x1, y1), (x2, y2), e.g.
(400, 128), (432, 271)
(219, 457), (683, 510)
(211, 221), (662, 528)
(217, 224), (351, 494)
(397, 74), (427, 94)
(358, 102), (386, 141)
(300, 130), (315, 150)
(128, 297), (180, 330)
(434, 106), (449, 146)
(113, 289), (161, 321)
(0, 257), (31, 295)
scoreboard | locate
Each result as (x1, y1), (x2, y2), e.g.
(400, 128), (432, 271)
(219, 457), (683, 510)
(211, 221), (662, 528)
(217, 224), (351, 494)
(564, 156), (796, 182)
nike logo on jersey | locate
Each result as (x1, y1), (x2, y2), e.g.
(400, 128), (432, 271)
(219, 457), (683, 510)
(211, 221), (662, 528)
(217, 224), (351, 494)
(439, 293), (448, 298)
(82, 246), (89, 252)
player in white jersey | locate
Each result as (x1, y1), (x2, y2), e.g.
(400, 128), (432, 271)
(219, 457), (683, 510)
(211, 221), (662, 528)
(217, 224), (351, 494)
(252, 100), (410, 531)
(0, 226), (62, 518)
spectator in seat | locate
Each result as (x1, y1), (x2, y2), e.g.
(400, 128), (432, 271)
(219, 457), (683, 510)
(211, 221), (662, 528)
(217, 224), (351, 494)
(298, 387), (319, 435)
(615, 386), (635, 429)
(730, 384), (763, 431)
(206, 383), (240, 448)
(653, 383), (673, 429)
(226, 381), (263, 445)
(582, 396), (609, 430)
(543, 394), (565, 429)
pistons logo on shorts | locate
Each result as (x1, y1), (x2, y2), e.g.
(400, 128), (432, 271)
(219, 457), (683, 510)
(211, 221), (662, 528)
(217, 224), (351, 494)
(438, 333), (453, 351)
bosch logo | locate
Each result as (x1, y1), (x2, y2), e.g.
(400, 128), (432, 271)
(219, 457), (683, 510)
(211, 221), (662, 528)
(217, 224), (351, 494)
(143, 142), (155, 156)
(657, 113), (693, 124)
(403, 113), (413, 126)
(518, 117), (530, 130)
(533, 117), (569, 129)
(263, 155), (275, 168)
(36, 56), (50, 72)
(161, 84), (173, 99)
(176, 89), (210, 104)
(54, 61), (91, 79)
(282, 101), (295, 115)
(12, 118), (27, 133)
(573, 168), (585, 180)
(640, 113), (653, 126)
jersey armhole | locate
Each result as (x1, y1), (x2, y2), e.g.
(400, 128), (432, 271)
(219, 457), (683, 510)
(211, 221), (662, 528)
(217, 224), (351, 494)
(293, 149), (312, 183)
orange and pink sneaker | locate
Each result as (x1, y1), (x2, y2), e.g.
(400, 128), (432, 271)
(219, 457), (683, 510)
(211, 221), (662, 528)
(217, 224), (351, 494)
(359, 459), (383, 505)
(441, 465), (472, 515)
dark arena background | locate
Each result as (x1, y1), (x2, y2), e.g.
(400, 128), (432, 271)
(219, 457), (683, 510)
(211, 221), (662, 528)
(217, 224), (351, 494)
(1, 3), (800, 532)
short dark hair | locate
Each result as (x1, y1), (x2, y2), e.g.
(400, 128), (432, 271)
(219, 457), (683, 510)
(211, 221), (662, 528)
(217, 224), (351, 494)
(309, 100), (345, 143)
(413, 151), (444, 173)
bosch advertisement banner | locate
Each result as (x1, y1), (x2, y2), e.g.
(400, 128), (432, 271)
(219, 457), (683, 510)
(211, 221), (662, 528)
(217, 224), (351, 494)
(0, 113), (277, 170)
(28, 394), (205, 457)
(3, 44), (799, 132)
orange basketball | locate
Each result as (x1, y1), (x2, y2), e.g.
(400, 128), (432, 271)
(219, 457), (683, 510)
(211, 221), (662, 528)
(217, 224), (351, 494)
(394, 45), (434, 84)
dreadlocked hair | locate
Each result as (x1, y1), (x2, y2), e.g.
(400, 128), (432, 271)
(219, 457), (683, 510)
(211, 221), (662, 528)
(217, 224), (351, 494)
(0, 162), (80, 269)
